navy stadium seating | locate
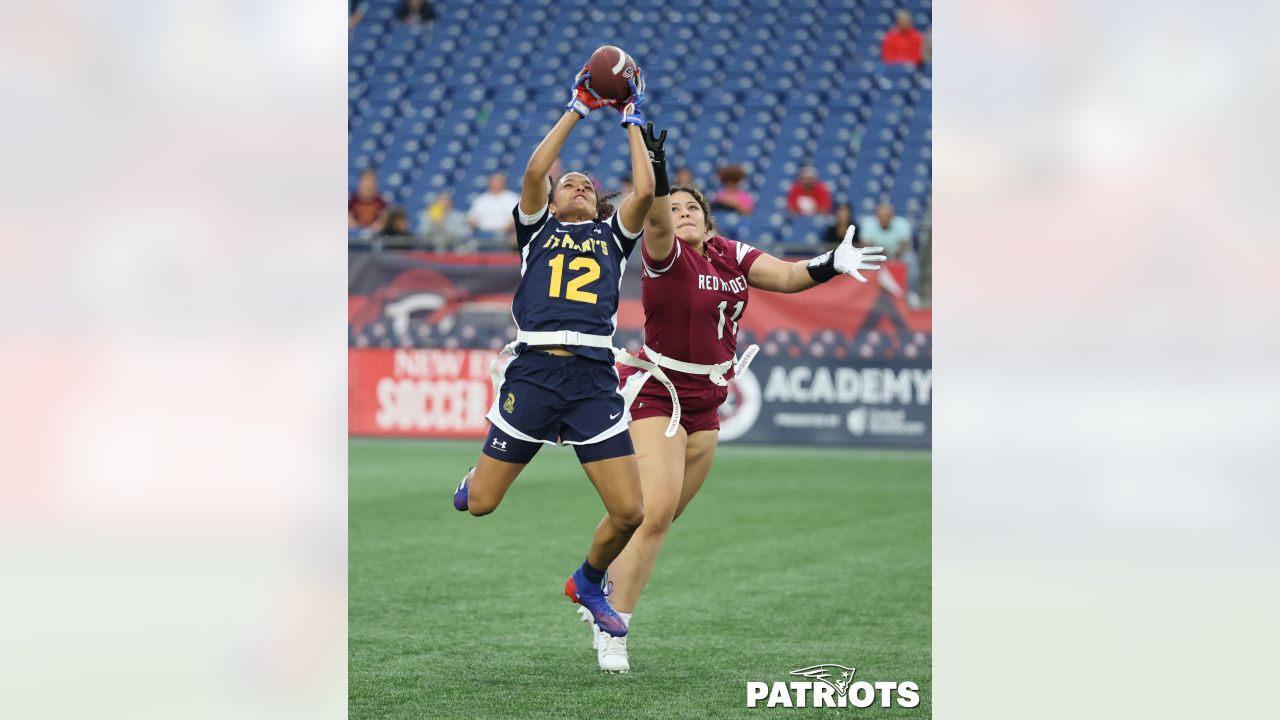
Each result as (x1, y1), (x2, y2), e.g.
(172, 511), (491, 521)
(350, 0), (931, 256)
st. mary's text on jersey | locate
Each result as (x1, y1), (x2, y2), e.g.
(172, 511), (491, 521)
(512, 204), (641, 363)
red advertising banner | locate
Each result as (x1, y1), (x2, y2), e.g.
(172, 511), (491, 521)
(349, 348), (498, 438)
(348, 250), (931, 442)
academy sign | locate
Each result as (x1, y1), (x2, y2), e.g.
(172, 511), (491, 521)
(718, 357), (931, 448)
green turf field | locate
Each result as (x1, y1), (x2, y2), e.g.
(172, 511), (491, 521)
(350, 438), (931, 718)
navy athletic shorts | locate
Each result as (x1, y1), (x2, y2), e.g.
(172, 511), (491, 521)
(485, 350), (631, 448)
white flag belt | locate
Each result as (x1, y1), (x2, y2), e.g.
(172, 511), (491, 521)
(488, 336), (684, 438)
(515, 329), (614, 348)
(641, 343), (760, 387)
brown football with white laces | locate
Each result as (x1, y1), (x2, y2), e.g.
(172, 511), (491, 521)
(586, 45), (638, 104)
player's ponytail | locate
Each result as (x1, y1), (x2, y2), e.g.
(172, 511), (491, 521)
(594, 192), (620, 222)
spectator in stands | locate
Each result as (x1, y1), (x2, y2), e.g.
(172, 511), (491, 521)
(619, 174), (634, 197)
(858, 202), (920, 306)
(467, 172), (519, 247)
(785, 165), (833, 216)
(882, 10), (924, 66)
(349, 168), (389, 232)
(674, 166), (695, 188)
(823, 203), (857, 250)
(349, 1), (367, 34)
(419, 191), (470, 251)
(710, 164), (755, 216)
(396, 0), (437, 25)
(379, 207), (414, 241)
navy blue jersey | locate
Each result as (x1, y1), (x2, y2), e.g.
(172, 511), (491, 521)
(511, 204), (641, 363)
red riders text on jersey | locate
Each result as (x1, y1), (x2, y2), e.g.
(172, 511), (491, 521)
(638, 234), (762, 385)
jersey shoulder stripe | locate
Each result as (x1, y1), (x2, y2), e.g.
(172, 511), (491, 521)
(642, 241), (681, 277)
(608, 213), (641, 257)
(518, 204), (549, 227)
(514, 205), (552, 250)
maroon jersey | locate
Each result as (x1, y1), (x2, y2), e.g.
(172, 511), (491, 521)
(634, 234), (763, 389)
(348, 194), (387, 227)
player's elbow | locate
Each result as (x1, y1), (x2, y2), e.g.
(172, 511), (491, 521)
(647, 218), (674, 238)
(645, 224), (675, 249)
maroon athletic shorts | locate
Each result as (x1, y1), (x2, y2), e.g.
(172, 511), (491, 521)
(619, 365), (729, 435)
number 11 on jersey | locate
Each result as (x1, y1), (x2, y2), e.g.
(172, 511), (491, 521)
(716, 300), (744, 339)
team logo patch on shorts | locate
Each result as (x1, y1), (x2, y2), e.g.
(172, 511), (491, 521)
(503, 392), (516, 414)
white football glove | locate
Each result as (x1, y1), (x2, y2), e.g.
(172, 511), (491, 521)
(832, 225), (885, 283)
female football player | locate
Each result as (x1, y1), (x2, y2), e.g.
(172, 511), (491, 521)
(582, 134), (887, 670)
(453, 65), (666, 639)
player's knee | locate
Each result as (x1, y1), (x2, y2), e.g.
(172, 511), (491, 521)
(640, 503), (677, 535)
(611, 503), (645, 533)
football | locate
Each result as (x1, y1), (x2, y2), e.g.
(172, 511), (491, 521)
(586, 45), (638, 104)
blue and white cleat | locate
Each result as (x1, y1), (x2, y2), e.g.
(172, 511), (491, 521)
(579, 603), (629, 672)
(564, 568), (628, 637)
(453, 467), (473, 512)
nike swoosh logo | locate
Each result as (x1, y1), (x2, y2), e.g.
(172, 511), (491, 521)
(609, 412), (622, 420)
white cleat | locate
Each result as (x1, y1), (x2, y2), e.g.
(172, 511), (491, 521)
(578, 602), (628, 672)
(577, 606), (599, 649)
(597, 633), (629, 673)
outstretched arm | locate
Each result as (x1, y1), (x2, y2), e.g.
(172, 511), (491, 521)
(638, 123), (675, 262)
(520, 111), (579, 216)
(519, 66), (617, 216)
(745, 254), (822, 294)
(616, 126), (655, 237)
(747, 226), (886, 293)
(614, 75), (655, 236)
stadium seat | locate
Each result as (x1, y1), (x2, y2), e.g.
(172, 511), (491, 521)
(349, 0), (931, 342)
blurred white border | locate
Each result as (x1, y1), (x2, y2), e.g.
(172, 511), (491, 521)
(0, 2), (347, 717)
(4, 0), (1278, 717)
(935, 1), (1280, 717)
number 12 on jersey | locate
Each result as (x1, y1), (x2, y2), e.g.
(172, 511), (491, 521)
(547, 254), (600, 304)
(716, 300), (744, 339)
